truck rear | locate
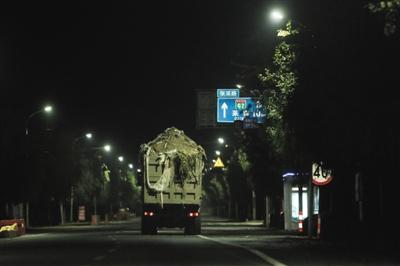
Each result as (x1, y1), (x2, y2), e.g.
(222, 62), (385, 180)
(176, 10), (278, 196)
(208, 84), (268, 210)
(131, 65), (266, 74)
(139, 127), (205, 234)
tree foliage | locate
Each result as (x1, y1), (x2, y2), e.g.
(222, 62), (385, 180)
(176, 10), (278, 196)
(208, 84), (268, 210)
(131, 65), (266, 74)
(202, 169), (230, 208)
(258, 21), (298, 161)
(367, 0), (400, 35)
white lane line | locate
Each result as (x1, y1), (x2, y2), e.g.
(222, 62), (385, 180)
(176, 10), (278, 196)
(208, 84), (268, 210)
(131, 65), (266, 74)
(198, 235), (287, 266)
(20, 233), (51, 238)
(93, 255), (106, 261)
(107, 248), (117, 253)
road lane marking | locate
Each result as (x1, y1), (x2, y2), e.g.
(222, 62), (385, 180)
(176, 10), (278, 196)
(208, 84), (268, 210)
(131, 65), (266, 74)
(20, 233), (51, 238)
(198, 235), (287, 266)
(93, 255), (106, 261)
(107, 248), (117, 253)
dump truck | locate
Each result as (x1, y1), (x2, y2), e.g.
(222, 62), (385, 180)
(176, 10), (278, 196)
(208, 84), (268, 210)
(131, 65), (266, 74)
(139, 127), (205, 234)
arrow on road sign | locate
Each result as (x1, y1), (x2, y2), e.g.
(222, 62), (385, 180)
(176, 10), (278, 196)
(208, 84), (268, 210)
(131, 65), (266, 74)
(221, 102), (228, 118)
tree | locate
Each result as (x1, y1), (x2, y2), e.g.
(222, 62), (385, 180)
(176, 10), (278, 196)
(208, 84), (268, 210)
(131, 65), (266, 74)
(367, 0), (400, 35)
(258, 21), (299, 167)
(74, 151), (105, 218)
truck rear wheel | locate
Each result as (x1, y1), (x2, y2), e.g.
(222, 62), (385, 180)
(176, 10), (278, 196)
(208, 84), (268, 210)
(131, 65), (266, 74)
(184, 217), (201, 235)
(141, 218), (157, 235)
(194, 217), (201, 234)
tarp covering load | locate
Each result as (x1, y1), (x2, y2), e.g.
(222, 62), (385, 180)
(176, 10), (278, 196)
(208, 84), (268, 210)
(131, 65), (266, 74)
(140, 127), (206, 193)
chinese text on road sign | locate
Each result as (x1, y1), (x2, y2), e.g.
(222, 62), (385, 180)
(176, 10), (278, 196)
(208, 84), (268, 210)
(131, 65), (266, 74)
(217, 97), (266, 123)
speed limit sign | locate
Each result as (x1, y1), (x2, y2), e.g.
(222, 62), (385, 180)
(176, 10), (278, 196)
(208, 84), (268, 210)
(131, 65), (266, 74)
(312, 162), (333, 186)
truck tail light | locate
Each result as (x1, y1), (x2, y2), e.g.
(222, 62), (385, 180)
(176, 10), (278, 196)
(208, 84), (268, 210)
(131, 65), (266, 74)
(188, 212), (199, 217)
(144, 211), (155, 217)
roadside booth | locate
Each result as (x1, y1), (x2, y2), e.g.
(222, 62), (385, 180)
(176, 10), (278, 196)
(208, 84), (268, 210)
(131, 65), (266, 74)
(283, 172), (320, 232)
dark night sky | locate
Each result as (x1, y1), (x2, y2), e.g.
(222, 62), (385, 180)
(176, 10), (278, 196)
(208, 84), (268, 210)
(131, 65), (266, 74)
(1, 1), (377, 162)
(1, 1), (283, 161)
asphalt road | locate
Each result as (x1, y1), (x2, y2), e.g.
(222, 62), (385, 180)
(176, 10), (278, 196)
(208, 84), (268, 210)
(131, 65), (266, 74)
(0, 217), (399, 266)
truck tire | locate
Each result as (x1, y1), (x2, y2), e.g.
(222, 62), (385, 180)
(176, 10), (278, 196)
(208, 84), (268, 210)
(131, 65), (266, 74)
(194, 217), (201, 234)
(184, 223), (193, 235)
(184, 217), (201, 235)
(141, 219), (157, 235)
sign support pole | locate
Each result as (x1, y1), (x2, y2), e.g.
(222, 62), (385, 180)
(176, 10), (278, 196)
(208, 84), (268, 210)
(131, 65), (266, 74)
(308, 174), (314, 239)
(298, 185), (303, 232)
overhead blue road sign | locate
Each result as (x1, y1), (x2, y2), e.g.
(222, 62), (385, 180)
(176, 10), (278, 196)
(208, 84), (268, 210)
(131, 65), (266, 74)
(217, 97), (267, 123)
(243, 117), (259, 129)
(217, 89), (240, 98)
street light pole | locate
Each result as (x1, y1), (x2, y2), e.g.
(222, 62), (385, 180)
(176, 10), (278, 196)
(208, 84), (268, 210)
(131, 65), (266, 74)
(24, 105), (53, 228)
(25, 105), (53, 136)
(268, 8), (316, 236)
(91, 145), (111, 220)
(25, 110), (41, 136)
(70, 132), (94, 222)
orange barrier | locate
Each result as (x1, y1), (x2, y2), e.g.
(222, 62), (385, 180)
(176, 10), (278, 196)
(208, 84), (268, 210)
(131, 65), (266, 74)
(0, 219), (26, 236)
(298, 211), (303, 233)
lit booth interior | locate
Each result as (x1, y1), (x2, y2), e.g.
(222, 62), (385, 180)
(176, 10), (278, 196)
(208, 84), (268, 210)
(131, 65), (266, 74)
(283, 173), (320, 231)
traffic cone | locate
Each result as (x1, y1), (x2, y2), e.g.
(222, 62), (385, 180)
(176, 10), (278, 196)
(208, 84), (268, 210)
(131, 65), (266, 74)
(298, 211), (303, 233)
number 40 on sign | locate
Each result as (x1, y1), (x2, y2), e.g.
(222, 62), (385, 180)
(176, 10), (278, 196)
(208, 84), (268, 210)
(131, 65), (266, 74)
(312, 162), (333, 186)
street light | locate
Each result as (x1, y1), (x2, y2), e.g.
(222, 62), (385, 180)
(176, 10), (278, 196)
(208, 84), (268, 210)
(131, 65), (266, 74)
(118, 156), (124, 162)
(128, 164), (133, 169)
(24, 104), (53, 227)
(25, 105), (53, 135)
(236, 84), (243, 89)
(268, 8), (309, 37)
(44, 105), (52, 112)
(218, 137), (225, 144)
(89, 144), (112, 153)
(215, 150), (221, 156)
(270, 9), (285, 23)
(73, 132), (93, 144)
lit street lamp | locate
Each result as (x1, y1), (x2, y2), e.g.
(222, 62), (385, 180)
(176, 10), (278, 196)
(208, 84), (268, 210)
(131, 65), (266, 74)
(118, 156), (124, 162)
(25, 105), (53, 135)
(270, 9), (285, 23)
(236, 84), (243, 89)
(128, 164), (133, 169)
(218, 137), (225, 144)
(90, 144), (112, 153)
(215, 150), (221, 156)
(73, 132), (93, 144)
(268, 8), (311, 38)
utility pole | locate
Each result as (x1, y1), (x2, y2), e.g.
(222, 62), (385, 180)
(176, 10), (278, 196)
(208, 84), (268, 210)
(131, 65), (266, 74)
(70, 186), (74, 222)
(252, 189), (256, 220)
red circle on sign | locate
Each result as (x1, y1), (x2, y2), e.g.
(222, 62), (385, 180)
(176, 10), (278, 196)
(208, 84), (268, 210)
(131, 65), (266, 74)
(312, 175), (333, 186)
